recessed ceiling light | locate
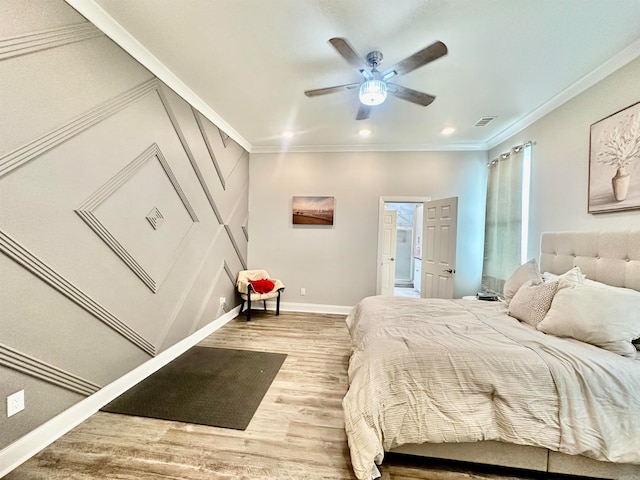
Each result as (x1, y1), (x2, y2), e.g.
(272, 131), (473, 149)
(441, 127), (456, 135)
(282, 130), (294, 138)
(358, 128), (372, 137)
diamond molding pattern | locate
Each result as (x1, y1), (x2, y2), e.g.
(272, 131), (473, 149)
(0, 79), (158, 179)
(0, 343), (101, 396)
(146, 207), (165, 230)
(75, 143), (199, 293)
(192, 110), (248, 268)
(0, 229), (156, 356)
(0, 22), (102, 61)
(195, 111), (227, 191)
(156, 85), (224, 224)
(0, 3), (249, 455)
(219, 129), (230, 147)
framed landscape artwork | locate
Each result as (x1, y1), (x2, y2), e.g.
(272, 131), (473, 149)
(588, 101), (640, 213)
(292, 196), (334, 225)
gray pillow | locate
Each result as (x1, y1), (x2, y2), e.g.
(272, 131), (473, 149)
(503, 259), (542, 306)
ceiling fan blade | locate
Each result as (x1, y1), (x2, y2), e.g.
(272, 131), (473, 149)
(356, 104), (371, 120)
(387, 84), (435, 107)
(329, 37), (368, 73)
(304, 83), (360, 97)
(382, 41), (448, 79)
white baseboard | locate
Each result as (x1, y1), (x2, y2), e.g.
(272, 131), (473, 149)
(0, 305), (240, 478)
(265, 300), (353, 316)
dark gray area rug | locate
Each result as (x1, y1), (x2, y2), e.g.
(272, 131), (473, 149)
(101, 346), (286, 430)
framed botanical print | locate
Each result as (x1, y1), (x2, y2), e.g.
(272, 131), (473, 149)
(588, 101), (640, 213)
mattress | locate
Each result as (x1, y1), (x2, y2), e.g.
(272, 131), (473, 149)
(343, 296), (640, 480)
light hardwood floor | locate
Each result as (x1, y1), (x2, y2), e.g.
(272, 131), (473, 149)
(7, 311), (540, 480)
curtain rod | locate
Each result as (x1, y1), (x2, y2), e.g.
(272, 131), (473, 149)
(492, 141), (535, 162)
(488, 141), (535, 166)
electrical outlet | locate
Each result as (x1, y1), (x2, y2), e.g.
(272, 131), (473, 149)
(7, 390), (24, 417)
(219, 297), (226, 306)
(300, 287), (306, 296)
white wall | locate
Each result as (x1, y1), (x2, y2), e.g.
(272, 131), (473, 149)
(248, 150), (488, 307)
(489, 58), (640, 260)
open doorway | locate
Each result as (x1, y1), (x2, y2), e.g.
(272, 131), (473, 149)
(384, 202), (423, 298)
(377, 196), (458, 299)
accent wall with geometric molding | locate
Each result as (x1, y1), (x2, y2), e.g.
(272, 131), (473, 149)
(0, 0), (248, 451)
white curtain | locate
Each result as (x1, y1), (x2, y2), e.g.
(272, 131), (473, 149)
(481, 146), (525, 295)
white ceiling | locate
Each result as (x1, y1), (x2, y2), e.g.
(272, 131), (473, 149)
(77, 0), (640, 152)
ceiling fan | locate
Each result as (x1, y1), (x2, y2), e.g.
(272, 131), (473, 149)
(304, 37), (448, 120)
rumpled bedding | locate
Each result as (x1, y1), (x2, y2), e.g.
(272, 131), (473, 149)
(343, 296), (640, 480)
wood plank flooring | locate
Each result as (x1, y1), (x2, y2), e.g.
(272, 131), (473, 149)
(6, 311), (541, 480)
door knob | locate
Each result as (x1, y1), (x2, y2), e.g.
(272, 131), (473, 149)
(390, 258), (395, 261)
(443, 268), (455, 274)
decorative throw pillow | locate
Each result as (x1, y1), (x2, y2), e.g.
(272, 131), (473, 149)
(537, 285), (640, 357)
(248, 278), (275, 294)
(508, 279), (559, 327)
(503, 259), (542, 306)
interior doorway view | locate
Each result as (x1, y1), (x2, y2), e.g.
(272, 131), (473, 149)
(384, 203), (422, 298)
(377, 196), (458, 299)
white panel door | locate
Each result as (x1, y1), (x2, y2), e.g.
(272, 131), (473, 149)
(380, 210), (397, 296)
(422, 197), (458, 298)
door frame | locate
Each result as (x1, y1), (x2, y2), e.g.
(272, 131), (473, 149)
(376, 196), (431, 295)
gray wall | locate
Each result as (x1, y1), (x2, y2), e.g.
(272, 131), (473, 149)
(489, 58), (640, 260)
(247, 59), (640, 310)
(0, 0), (248, 450)
(248, 150), (488, 306)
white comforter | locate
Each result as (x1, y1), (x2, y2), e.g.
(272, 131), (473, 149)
(343, 296), (640, 480)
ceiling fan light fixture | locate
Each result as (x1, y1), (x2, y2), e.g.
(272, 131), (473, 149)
(359, 79), (387, 106)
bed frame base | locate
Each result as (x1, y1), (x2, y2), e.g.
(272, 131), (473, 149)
(390, 438), (640, 478)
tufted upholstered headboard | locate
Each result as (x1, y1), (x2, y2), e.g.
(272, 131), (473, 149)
(539, 230), (640, 292)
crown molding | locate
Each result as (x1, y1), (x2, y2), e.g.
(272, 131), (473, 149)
(487, 38), (640, 150)
(251, 142), (488, 154)
(64, 0), (252, 153)
(65, 1), (639, 156)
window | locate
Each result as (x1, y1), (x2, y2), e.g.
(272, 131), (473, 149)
(481, 143), (532, 295)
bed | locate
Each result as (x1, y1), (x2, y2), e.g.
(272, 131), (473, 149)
(343, 230), (640, 480)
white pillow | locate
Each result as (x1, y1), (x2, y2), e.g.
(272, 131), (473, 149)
(582, 278), (618, 290)
(508, 279), (559, 327)
(503, 259), (542, 306)
(537, 285), (640, 357)
(541, 266), (585, 285)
